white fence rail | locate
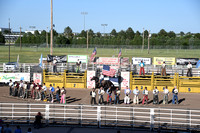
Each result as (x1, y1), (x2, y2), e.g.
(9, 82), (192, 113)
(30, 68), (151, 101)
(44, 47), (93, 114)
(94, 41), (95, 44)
(0, 103), (200, 131)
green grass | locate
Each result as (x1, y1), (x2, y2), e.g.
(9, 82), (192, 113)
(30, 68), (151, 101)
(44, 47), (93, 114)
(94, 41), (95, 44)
(0, 46), (200, 63)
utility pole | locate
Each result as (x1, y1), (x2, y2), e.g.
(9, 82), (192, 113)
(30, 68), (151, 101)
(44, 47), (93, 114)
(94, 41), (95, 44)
(142, 28), (144, 51)
(20, 26), (22, 51)
(50, 0), (53, 55)
(87, 30), (89, 54)
(46, 27), (48, 48)
(148, 30), (151, 54)
(81, 12), (88, 31)
(8, 18), (10, 62)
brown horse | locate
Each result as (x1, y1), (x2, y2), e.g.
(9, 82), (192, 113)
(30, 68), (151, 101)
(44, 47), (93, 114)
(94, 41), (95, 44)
(91, 76), (114, 89)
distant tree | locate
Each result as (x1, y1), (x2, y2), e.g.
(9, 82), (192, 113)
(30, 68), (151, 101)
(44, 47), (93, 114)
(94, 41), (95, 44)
(194, 33), (200, 39)
(34, 30), (40, 36)
(135, 31), (141, 36)
(110, 29), (117, 37)
(96, 32), (101, 38)
(88, 29), (94, 38)
(126, 27), (135, 40)
(158, 29), (168, 37)
(41, 30), (46, 36)
(3, 29), (11, 34)
(118, 30), (126, 39)
(53, 29), (58, 37)
(168, 31), (176, 38)
(0, 32), (5, 44)
(79, 30), (87, 38)
(27, 32), (33, 36)
(144, 30), (149, 39)
(180, 31), (185, 37)
(64, 26), (73, 38)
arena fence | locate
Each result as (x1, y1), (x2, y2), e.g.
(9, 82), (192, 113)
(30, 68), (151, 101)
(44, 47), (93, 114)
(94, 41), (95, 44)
(43, 70), (87, 88)
(0, 103), (200, 131)
(130, 72), (200, 93)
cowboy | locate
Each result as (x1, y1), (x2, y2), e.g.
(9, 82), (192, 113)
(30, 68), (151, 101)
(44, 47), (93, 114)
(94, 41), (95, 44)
(98, 87), (105, 105)
(187, 61), (192, 77)
(133, 86), (140, 104)
(153, 86), (159, 104)
(139, 60), (145, 75)
(90, 88), (97, 105)
(114, 88), (120, 104)
(142, 87), (149, 104)
(124, 86), (131, 104)
(99, 72), (104, 86)
(161, 61), (166, 76)
(163, 86), (169, 104)
(172, 86), (179, 104)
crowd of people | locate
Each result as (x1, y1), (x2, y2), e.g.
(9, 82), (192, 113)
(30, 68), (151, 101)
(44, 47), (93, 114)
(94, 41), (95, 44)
(8, 80), (67, 104)
(90, 86), (179, 105)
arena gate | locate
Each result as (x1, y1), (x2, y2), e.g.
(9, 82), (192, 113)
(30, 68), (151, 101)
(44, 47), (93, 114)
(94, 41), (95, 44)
(130, 72), (200, 93)
(64, 70), (87, 88)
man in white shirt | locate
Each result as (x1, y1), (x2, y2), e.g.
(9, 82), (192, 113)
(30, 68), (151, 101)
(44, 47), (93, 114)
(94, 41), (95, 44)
(9, 79), (14, 96)
(163, 86), (169, 104)
(90, 88), (97, 105)
(53, 58), (57, 73)
(124, 86), (131, 104)
(133, 86), (140, 104)
(99, 72), (104, 86)
(153, 86), (159, 104)
(76, 59), (81, 73)
(98, 87), (105, 105)
(187, 61), (192, 77)
(161, 61), (166, 76)
(18, 80), (24, 97)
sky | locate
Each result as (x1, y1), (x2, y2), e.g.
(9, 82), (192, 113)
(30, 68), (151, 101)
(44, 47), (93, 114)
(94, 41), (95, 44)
(0, 0), (200, 34)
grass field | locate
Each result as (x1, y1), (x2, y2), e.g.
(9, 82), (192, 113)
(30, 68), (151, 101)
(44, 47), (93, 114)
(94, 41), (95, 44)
(0, 46), (200, 63)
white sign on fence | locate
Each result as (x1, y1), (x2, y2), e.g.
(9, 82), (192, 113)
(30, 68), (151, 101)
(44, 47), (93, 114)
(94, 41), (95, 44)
(121, 72), (130, 89)
(87, 71), (96, 89)
(33, 73), (42, 85)
(132, 57), (152, 65)
(0, 73), (30, 83)
(67, 55), (88, 63)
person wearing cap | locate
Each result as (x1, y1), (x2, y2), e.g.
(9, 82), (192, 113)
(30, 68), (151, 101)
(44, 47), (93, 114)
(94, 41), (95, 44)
(41, 83), (47, 101)
(153, 86), (159, 104)
(139, 60), (145, 75)
(133, 86), (140, 104)
(55, 86), (61, 103)
(172, 86), (179, 104)
(163, 86), (169, 104)
(187, 61), (192, 77)
(161, 61), (166, 76)
(142, 87), (149, 104)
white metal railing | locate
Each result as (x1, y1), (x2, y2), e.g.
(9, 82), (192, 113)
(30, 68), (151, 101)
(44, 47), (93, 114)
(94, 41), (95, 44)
(0, 103), (200, 131)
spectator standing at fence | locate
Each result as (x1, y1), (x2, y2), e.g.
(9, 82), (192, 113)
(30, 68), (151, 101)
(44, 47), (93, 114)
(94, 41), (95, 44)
(142, 87), (149, 104)
(153, 86), (159, 104)
(163, 86), (169, 104)
(14, 125), (22, 133)
(139, 60), (145, 75)
(41, 83), (47, 101)
(98, 87), (105, 105)
(114, 88), (120, 104)
(35, 83), (42, 100)
(161, 61), (166, 76)
(106, 87), (112, 104)
(18, 80), (24, 97)
(30, 81), (36, 99)
(23, 82), (28, 99)
(13, 81), (19, 97)
(133, 86), (140, 104)
(90, 88), (97, 105)
(34, 112), (43, 129)
(53, 58), (57, 73)
(9, 79), (14, 96)
(124, 86), (131, 104)
(172, 86), (179, 104)
(56, 86), (61, 103)
(49, 84), (55, 103)
(60, 87), (66, 104)
(4, 124), (12, 133)
(76, 59), (81, 73)
(187, 61), (192, 77)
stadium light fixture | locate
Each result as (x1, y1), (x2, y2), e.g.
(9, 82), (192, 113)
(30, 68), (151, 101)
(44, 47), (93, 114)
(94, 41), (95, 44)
(101, 24), (108, 36)
(81, 12), (88, 31)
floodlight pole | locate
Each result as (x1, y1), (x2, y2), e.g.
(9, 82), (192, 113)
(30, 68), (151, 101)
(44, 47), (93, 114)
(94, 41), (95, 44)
(46, 27), (48, 48)
(8, 18), (10, 62)
(148, 30), (150, 54)
(81, 12), (88, 31)
(87, 30), (89, 53)
(20, 26), (22, 51)
(50, 0), (53, 55)
(101, 24), (108, 36)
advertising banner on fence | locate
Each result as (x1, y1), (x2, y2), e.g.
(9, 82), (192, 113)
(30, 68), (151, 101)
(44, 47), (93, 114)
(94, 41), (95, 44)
(176, 58), (199, 65)
(121, 72), (130, 89)
(47, 55), (67, 63)
(0, 73), (30, 83)
(87, 71), (95, 89)
(67, 55), (88, 63)
(153, 57), (176, 65)
(132, 57), (152, 65)
(96, 57), (119, 65)
(33, 73), (42, 85)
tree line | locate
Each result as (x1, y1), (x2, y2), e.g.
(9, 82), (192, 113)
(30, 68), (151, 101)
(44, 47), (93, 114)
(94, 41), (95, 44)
(2, 27), (200, 47)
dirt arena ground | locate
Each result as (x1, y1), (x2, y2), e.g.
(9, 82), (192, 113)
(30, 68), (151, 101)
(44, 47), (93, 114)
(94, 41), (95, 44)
(0, 85), (200, 110)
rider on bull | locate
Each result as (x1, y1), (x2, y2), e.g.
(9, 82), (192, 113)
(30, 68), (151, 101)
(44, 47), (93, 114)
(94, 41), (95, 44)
(99, 72), (104, 87)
